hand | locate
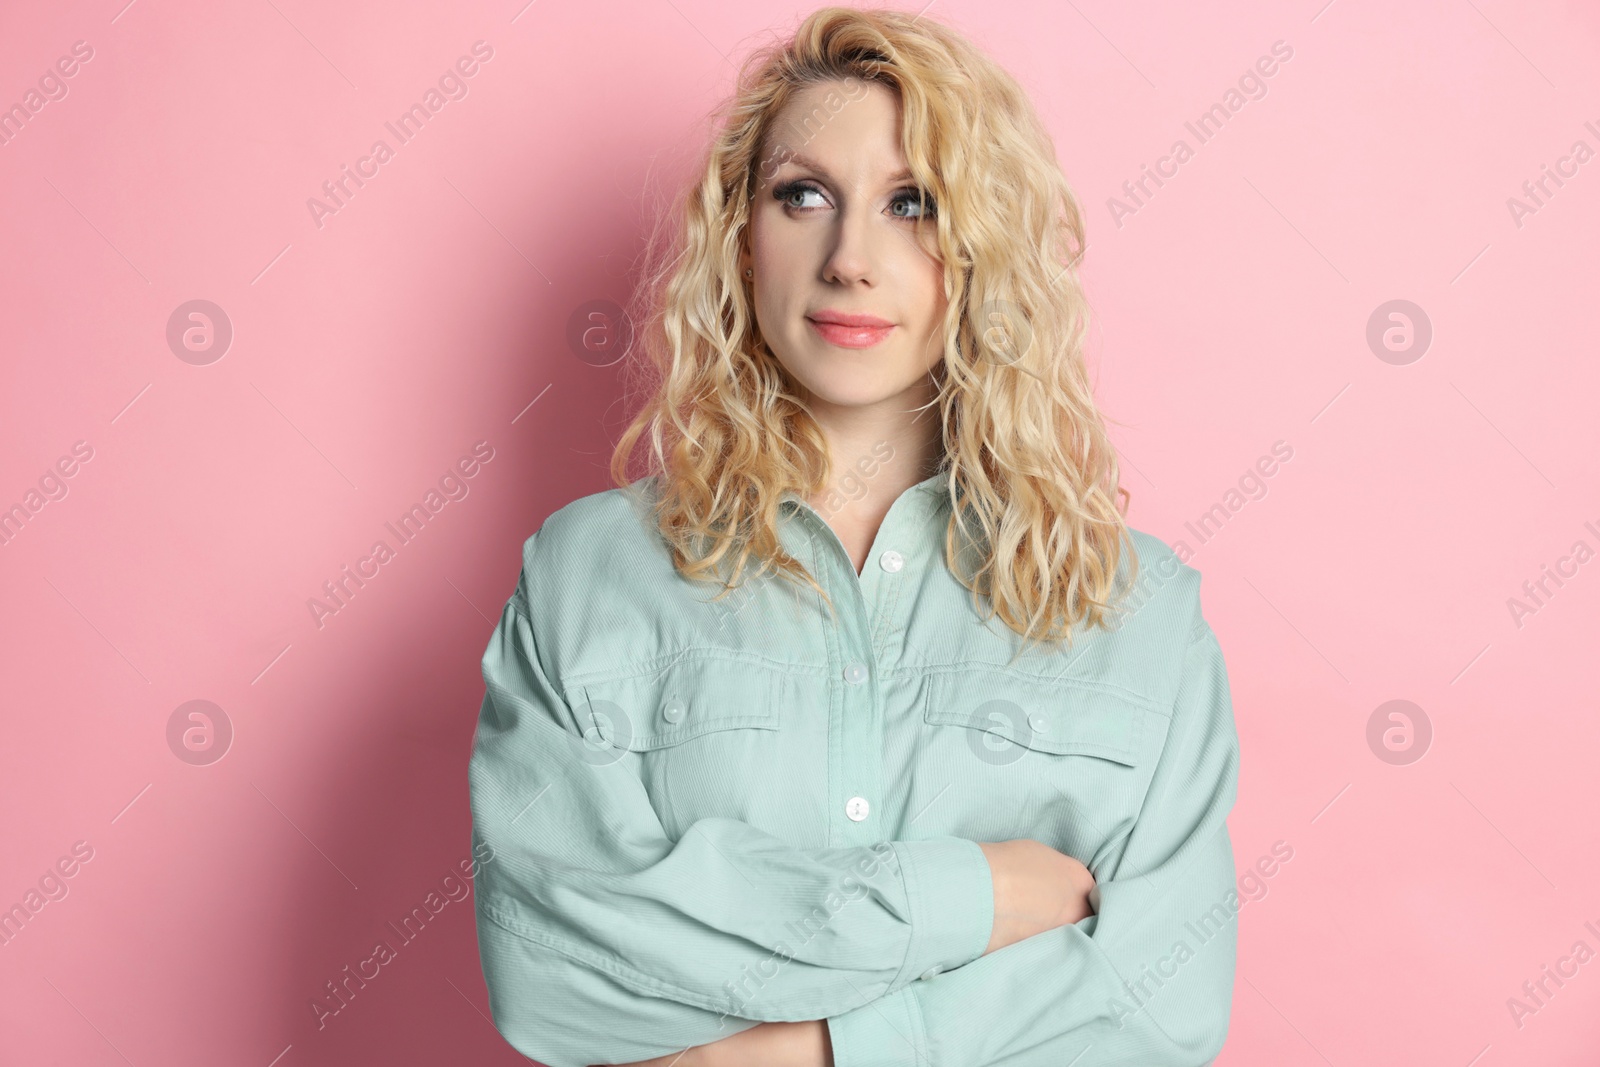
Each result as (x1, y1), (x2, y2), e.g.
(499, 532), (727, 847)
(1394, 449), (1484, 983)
(590, 1045), (704, 1067)
(977, 839), (1096, 955)
(591, 1051), (700, 1067)
(595, 1019), (834, 1067)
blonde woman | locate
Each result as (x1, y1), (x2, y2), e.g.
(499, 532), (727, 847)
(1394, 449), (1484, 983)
(468, 8), (1240, 1066)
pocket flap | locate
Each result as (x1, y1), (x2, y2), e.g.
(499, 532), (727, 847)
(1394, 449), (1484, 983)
(570, 657), (783, 752)
(924, 669), (1151, 765)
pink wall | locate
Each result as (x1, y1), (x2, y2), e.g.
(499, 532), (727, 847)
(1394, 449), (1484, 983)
(2, 0), (1598, 1063)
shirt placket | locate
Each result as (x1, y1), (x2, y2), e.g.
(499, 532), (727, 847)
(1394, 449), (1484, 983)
(782, 490), (923, 849)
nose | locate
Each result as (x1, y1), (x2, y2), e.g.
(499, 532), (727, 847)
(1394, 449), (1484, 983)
(820, 200), (877, 286)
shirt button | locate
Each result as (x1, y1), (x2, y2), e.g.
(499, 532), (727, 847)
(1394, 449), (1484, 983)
(845, 796), (870, 821)
(843, 662), (868, 685)
(920, 965), (943, 981)
(879, 550), (904, 573)
(1027, 712), (1048, 733)
(662, 698), (686, 724)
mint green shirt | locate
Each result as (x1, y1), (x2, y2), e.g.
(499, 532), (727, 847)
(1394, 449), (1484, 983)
(468, 472), (1240, 1067)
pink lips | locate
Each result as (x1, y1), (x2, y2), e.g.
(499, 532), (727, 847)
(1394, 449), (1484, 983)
(807, 309), (895, 349)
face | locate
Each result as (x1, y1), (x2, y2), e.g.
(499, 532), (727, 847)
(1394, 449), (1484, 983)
(741, 79), (947, 415)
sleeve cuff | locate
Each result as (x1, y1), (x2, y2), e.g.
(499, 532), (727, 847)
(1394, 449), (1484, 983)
(827, 986), (925, 1067)
(888, 836), (993, 987)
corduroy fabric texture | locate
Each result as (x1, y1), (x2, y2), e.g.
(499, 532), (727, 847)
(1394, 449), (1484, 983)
(467, 472), (1240, 1067)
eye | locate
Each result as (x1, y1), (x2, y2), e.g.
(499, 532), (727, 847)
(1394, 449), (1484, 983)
(775, 180), (828, 211)
(889, 188), (936, 220)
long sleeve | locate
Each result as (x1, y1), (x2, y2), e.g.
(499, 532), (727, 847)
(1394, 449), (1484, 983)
(826, 617), (1241, 1067)
(467, 539), (996, 1067)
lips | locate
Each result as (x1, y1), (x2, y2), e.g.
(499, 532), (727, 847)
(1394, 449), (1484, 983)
(806, 310), (895, 349)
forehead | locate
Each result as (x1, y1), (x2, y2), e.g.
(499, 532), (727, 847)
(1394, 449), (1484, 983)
(763, 78), (908, 178)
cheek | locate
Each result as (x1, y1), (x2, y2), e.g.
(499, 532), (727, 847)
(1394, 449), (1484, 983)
(750, 197), (799, 268)
(752, 259), (793, 337)
(901, 256), (947, 349)
(749, 210), (792, 296)
(746, 212), (783, 330)
(913, 297), (949, 373)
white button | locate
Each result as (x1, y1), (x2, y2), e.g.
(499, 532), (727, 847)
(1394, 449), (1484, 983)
(1028, 712), (1048, 733)
(845, 796), (870, 821)
(662, 699), (686, 724)
(920, 965), (943, 981)
(879, 550), (904, 573)
(843, 662), (868, 685)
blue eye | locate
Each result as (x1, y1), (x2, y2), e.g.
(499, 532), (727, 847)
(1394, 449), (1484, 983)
(772, 180), (937, 220)
(890, 189), (936, 219)
(776, 181), (827, 210)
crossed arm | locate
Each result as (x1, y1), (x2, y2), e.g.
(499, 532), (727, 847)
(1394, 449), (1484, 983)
(596, 1018), (833, 1067)
(600, 840), (1098, 1067)
(469, 571), (1240, 1067)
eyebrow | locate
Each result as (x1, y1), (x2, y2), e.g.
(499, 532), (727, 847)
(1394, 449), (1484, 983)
(771, 150), (914, 185)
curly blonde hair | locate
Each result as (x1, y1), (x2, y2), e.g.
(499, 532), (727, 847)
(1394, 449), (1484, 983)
(609, 5), (1137, 657)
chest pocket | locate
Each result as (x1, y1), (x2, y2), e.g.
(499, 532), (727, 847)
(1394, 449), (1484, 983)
(919, 667), (1160, 869)
(568, 658), (795, 840)
(570, 657), (783, 751)
(924, 669), (1150, 763)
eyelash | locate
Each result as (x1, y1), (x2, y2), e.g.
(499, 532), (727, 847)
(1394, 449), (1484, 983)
(773, 179), (937, 220)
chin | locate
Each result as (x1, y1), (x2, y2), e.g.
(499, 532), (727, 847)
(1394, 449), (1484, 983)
(777, 345), (929, 409)
(795, 375), (921, 410)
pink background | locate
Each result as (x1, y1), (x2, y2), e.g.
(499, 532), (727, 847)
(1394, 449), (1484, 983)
(3, 0), (1598, 1063)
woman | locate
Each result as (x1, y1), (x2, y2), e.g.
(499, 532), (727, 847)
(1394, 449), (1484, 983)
(467, 8), (1240, 1067)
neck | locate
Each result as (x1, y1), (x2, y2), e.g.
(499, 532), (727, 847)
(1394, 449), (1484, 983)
(802, 378), (945, 514)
